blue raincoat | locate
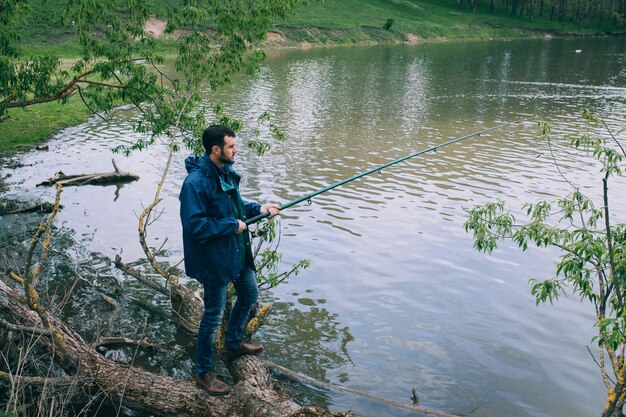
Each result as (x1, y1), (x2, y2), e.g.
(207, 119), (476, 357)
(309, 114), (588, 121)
(179, 154), (261, 285)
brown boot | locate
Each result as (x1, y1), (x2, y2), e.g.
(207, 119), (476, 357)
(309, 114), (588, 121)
(223, 342), (264, 360)
(195, 372), (231, 396)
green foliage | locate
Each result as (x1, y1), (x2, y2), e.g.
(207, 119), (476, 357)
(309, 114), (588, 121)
(250, 217), (310, 289)
(203, 106), (308, 290)
(383, 18), (394, 31)
(0, 0), (29, 58)
(611, 11), (625, 28)
(529, 277), (565, 305)
(282, 0), (624, 43)
(463, 201), (514, 252)
(464, 112), (626, 415)
(1, 0), (303, 153)
(247, 111), (287, 157)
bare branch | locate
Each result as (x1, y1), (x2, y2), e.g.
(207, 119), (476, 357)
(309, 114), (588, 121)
(587, 345), (615, 388)
(113, 255), (168, 295)
(95, 290), (121, 334)
(264, 359), (459, 417)
(22, 184), (68, 353)
(111, 159), (121, 173)
(92, 337), (160, 352)
(76, 79), (126, 89)
(3, 68), (98, 109)
(138, 93), (194, 291)
(6, 270), (24, 285)
(155, 237), (169, 255)
(0, 318), (52, 336)
(57, 272), (82, 310)
(602, 174), (622, 311)
(601, 117), (626, 158)
(547, 133), (578, 191)
(76, 85), (109, 123)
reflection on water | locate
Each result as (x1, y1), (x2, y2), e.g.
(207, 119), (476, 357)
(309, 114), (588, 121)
(1, 37), (626, 417)
(260, 296), (354, 410)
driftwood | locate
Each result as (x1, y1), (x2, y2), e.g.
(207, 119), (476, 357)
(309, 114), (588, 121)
(37, 159), (139, 187)
(0, 199), (56, 215)
(265, 360), (455, 417)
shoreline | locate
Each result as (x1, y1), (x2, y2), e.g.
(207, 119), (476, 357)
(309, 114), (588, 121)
(262, 26), (626, 50)
(263, 31), (626, 56)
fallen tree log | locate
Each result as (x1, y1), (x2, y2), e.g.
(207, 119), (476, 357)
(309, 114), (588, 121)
(36, 159), (139, 187)
(0, 279), (302, 417)
(0, 280), (383, 417)
(0, 199), (56, 215)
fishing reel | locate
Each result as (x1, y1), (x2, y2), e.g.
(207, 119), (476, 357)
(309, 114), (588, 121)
(250, 222), (269, 238)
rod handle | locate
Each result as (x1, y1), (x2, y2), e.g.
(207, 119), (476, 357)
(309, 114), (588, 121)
(245, 212), (269, 226)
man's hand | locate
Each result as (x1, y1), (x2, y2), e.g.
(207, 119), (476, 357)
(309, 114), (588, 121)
(237, 220), (247, 234)
(260, 203), (281, 219)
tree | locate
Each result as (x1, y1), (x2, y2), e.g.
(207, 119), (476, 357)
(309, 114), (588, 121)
(464, 112), (626, 417)
(467, 0), (625, 27)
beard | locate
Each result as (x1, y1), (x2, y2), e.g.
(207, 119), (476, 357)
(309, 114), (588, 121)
(218, 153), (235, 165)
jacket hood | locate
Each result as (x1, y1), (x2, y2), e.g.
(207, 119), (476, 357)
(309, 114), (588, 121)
(185, 154), (215, 176)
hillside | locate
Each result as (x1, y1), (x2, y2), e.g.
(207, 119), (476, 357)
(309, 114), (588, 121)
(17, 0), (624, 54)
(277, 0), (611, 45)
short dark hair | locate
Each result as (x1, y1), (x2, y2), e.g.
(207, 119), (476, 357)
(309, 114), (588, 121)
(202, 125), (236, 154)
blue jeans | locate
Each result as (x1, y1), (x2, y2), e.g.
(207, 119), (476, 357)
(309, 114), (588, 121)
(195, 267), (259, 375)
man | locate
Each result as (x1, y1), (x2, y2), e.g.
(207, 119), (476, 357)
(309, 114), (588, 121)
(179, 124), (280, 395)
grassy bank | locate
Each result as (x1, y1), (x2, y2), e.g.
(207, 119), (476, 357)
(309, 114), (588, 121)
(275, 0), (623, 45)
(0, 97), (93, 157)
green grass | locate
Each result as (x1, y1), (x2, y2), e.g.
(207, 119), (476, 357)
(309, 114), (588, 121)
(0, 97), (92, 156)
(278, 0), (623, 43)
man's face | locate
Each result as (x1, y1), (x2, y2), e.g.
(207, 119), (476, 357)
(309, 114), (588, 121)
(216, 135), (237, 165)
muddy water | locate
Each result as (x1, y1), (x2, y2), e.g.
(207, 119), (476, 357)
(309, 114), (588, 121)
(2, 37), (626, 416)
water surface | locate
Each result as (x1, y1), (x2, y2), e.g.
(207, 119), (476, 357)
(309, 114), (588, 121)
(2, 37), (626, 417)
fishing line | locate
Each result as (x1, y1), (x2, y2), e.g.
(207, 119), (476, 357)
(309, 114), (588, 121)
(246, 123), (510, 226)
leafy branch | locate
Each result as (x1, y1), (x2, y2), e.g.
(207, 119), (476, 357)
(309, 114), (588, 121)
(464, 112), (626, 417)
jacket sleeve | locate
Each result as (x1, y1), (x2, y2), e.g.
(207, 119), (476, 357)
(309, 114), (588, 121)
(180, 179), (238, 241)
(244, 200), (262, 219)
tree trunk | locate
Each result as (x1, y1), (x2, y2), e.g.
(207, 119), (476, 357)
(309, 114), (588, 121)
(0, 280), (300, 417)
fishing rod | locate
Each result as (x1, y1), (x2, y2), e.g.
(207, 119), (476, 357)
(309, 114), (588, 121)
(245, 123), (508, 226)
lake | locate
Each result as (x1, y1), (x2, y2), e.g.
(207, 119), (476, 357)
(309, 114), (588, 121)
(2, 37), (626, 417)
